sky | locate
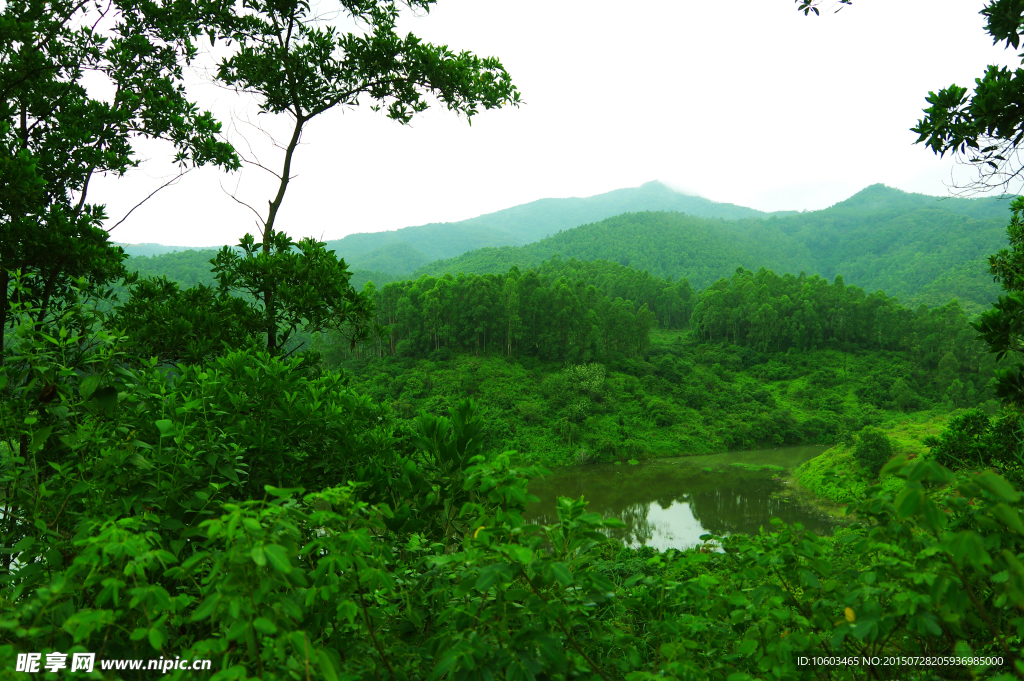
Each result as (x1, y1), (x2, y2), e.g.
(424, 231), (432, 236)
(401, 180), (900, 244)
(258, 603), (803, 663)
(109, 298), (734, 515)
(90, 0), (1020, 247)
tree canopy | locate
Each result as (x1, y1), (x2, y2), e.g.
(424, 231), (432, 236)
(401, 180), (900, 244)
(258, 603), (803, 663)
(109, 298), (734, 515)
(0, 0), (240, 356)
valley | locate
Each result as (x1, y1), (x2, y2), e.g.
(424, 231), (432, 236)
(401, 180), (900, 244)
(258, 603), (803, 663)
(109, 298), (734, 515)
(10, 0), (1024, 674)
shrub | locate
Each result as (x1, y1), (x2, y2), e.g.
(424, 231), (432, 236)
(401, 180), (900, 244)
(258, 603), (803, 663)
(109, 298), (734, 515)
(852, 425), (894, 478)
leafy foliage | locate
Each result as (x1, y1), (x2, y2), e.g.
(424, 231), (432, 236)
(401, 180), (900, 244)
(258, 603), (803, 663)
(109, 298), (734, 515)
(7, 287), (1024, 678)
(912, 0), (1024, 192)
(851, 426), (893, 478)
(210, 232), (375, 355)
(112, 275), (262, 364)
(0, 0), (239, 348)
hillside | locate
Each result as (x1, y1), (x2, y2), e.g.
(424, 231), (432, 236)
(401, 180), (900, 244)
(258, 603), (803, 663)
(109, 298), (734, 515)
(323, 180), (792, 273)
(415, 184), (1013, 313)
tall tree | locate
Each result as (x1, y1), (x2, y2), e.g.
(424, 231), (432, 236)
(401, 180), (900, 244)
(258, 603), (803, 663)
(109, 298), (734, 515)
(211, 0), (520, 354)
(1, 0), (239, 356)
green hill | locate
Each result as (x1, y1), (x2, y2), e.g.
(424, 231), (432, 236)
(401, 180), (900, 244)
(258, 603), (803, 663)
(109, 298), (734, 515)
(325, 180), (791, 271)
(415, 185), (1014, 313)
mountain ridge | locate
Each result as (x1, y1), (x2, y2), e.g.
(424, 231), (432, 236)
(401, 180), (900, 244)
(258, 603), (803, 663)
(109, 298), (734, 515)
(410, 184), (1015, 314)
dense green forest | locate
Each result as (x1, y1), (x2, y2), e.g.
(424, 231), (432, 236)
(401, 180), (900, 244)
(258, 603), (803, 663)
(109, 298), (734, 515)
(307, 257), (996, 465)
(418, 185), (1012, 313)
(13, 0), (1024, 678)
(17, 190), (1024, 681)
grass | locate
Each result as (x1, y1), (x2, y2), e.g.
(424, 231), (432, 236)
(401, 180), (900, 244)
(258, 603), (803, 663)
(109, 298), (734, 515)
(793, 412), (951, 507)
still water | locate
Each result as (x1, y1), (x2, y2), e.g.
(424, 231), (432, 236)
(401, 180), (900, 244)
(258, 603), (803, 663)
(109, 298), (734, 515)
(524, 445), (837, 551)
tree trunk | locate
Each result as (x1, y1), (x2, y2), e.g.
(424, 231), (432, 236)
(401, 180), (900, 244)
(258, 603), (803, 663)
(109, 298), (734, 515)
(0, 268), (9, 366)
(261, 110), (306, 354)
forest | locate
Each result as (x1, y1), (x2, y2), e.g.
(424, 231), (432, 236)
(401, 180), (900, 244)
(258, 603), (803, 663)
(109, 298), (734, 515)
(8, 0), (1024, 680)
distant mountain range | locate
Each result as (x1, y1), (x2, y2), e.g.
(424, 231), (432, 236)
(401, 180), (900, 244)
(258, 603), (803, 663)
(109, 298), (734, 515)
(119, 181), (1017, 314)
(116, 181), (794, 267)
(317, 181), (797, 275)
(415, 184), (1013, 313)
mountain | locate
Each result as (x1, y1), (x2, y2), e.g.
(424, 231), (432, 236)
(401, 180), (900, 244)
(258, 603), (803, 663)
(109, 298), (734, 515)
(413, 184), (1014, 314)
(324, 181), (795, 273)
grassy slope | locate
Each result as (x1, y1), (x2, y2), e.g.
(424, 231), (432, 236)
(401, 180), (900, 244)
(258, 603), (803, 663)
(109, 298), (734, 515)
(794, 413), (952, 504)
(334, 329), (960, 466)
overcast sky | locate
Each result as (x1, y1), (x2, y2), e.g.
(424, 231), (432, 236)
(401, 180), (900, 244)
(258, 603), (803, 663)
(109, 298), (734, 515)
(92, 0), (1018, 247)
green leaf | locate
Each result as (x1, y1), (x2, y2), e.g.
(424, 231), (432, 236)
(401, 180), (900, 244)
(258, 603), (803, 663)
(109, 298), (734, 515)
(949, 530), (992, 569)
(895, 486), (924, 519)
(155, 420), (174, 437)
(475, 563), (507, 592)
(264, 544), (292, 573)
(549, 562), (573, 587)
(921, 498), (947, 531)
(992, 503), (1024, 534)
(148, 627), (164, 651)
(736, 639), (757, 656)
(316, 648), (340, 681)
(339, 600), (358, 625)
(79, 374), (101, 400)
(253, 617), (277, 635)
(799, 570), (821, 589)
(29, 426), (53, 453)
(251, 546), (267, 567)
(265, 485), (304, 498)
(218, 464), (240, 483)
(976, 471), (1019, 502)
(92, 386), (118, 411)
(191, 595), (220, 621)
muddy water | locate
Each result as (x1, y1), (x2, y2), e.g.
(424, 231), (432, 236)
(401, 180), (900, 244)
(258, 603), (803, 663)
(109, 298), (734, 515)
(524, 445), (837, 551)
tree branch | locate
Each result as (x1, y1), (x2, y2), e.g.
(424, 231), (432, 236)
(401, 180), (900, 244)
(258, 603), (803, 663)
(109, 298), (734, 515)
(106, 168), (194, 232)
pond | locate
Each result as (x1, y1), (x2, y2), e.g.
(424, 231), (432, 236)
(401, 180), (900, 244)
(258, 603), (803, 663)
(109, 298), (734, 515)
(524, 445), (838, 551)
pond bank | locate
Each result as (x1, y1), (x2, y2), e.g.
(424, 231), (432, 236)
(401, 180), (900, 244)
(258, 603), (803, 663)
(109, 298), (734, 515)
(525, 445), (843, 552)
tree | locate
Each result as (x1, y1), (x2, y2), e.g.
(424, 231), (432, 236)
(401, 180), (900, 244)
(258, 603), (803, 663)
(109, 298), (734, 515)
(210, 0), (519, 354)
(1, 0), (239, 357)
(974, 196), (1024, 404)
(911, 0), (1024, 194)
(936, 351), (960, 394)
(924, 408), (995, 471)
(891, 377), (914, 412)
(113, 275), (261, 364)
(852, 425), (894, 479)
(211, 231), (374, 356)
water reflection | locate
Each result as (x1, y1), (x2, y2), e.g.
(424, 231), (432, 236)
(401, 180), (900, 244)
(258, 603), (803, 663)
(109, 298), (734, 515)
(524, 445), (836, 551)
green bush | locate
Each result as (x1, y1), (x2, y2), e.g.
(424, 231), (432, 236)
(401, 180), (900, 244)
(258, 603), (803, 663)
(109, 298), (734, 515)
(852, 425), (894, 478)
